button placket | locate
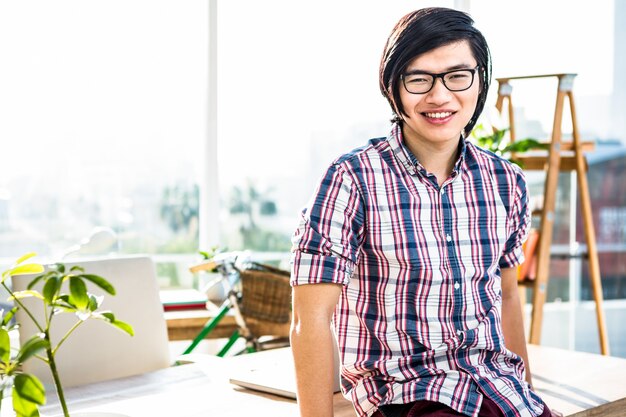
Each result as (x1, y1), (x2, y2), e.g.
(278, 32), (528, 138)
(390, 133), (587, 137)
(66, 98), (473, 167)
(441, 190), (451, 243)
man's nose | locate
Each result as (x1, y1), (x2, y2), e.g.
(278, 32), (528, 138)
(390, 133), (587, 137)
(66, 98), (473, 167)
(426, 76), (452, 101)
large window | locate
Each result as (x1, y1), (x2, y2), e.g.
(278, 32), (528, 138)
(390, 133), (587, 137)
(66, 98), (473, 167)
(0, 2), (208, 287)
(1, 1), (623, 298)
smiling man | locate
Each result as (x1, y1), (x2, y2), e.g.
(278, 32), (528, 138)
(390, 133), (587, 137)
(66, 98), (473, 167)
(290, 7), (558, 417)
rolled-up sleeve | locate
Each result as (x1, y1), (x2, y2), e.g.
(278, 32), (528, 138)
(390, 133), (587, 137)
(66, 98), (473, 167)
(499, 168), (531, 269)
(290, 163), (365, 287)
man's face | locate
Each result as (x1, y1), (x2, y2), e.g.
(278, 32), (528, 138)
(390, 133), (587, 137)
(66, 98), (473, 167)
(397, 40), (480, 148)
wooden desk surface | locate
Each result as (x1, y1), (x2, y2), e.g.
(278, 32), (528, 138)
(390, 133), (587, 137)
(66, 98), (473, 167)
(527, 345), (626, 416)
(31, 345), (626, 417)
(35, 356), (352, 417)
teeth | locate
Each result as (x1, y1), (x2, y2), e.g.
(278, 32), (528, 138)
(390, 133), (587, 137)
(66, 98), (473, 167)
(425, 112), (452, 119)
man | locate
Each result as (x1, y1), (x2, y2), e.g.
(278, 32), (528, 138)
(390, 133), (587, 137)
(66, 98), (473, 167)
(290, 7), (557, 417)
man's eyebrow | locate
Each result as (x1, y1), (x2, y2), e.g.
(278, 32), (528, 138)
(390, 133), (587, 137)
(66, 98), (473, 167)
(404, 64), (475, 74)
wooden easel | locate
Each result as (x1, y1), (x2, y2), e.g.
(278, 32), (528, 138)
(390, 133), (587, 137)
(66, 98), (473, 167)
(495, 73), (610, 355)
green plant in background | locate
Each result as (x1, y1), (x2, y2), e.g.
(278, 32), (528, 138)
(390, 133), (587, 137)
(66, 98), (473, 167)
(0, 255), (47, 417)
(469, 124), (548, 167)
(198, 246), (226, 273)
(0, 253), (134, 417)
(199, 245), (225, 262)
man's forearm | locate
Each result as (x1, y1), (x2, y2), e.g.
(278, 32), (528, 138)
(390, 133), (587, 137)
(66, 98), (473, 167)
(500, 268), (533, 386)
(291, 323), (337, 417)
(290, 283), (343, 417)
(502, 292), (533, 385)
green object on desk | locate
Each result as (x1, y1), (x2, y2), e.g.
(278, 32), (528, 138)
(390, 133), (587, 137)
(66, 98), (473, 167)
(183, 300), (234, 355)
(216, 330), (241, 357)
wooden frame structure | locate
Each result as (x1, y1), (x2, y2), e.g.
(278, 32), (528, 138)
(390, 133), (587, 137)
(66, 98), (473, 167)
(496, 73), (610, 355)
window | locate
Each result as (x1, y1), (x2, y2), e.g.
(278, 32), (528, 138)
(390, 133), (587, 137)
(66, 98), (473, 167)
(0, 1), (208, 288)
(1, 1), (623, 301)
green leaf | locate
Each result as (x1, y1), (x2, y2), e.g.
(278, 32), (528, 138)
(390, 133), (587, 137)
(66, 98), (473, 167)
(0, 328), (10, 363)
(16, 336), (49, 364)
(110, 320), (134, 337)
(53, 305), (76, 314)
(69, 277), (89, 310)
(95, 313), (134, 336)
(503, 137), (549, 154)
(2, 263), (44, 283)
(100, 312), (115, 321)
(12, 391), (41, 417)
(51, 263), (65, 274)
(9, 264), (45, 277)
(79, 274), (116, 295)
(87, 294), (103, 312)
(26, 272), (44, 290)
(42, 277), (61, 304)
(9, 291), (44, 301)
(15, 253), (38, 266)
(53, 294), (74, 309)
(69, 265), (85, 273)
(1, 306), (18, 327)
(14, 373), (46, 406)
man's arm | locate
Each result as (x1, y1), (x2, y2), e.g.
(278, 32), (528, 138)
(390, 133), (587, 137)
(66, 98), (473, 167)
(291, 283), (343, 417)
(500, 267), (533, 386)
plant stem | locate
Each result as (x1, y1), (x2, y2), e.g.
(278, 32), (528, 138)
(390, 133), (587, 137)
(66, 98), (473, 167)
(45, 332), (69, 417)
(1, 283), (44, 334)
(52, 321), (83, 356)
(34, 353), (49, 363)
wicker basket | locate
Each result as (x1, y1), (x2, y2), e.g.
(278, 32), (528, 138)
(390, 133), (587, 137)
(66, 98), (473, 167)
(238, 263), (292, 338)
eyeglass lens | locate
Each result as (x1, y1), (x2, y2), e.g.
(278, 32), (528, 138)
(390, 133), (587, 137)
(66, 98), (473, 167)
(403, 69), (475, 94)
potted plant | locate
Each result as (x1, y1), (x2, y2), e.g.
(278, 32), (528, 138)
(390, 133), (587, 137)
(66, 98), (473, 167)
(195, 246), (230, 305)
(0, 253), (134, 417)
(469, 123), (548, 167)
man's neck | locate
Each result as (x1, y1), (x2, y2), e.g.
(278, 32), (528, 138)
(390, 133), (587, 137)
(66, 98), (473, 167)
(405, 136), (461, 186)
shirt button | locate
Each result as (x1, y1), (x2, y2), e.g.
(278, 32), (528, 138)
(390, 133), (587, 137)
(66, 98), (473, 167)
(446, 234), (452, 242)
(454, 282), (460, 290)
(456, 330), (462, 336)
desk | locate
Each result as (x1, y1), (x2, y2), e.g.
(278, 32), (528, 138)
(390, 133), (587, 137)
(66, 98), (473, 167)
(33, 345), (626, 417)
(528, 345), (626, 416)
(36, 357), (352, 417)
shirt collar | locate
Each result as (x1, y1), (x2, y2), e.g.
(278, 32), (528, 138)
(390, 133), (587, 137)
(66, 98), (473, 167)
(387, 122), (467, 178)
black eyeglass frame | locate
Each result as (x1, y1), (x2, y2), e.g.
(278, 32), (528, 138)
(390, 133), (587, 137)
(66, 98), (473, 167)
(400, 65), (481, 94)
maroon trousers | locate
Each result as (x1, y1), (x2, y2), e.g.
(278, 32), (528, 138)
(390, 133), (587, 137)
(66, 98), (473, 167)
(373, 396), (552, 417)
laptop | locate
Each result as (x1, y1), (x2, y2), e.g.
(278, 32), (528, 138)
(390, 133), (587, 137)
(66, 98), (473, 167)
(11, 256), (171, 388)
(228, 343), (342, 399)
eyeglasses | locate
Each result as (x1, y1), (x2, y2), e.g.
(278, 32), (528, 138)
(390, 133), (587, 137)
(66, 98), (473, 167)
(401, 66), (480, 94)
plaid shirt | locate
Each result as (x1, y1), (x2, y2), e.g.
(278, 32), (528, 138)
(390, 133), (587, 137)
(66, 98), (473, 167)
(290, 124), (545, 417)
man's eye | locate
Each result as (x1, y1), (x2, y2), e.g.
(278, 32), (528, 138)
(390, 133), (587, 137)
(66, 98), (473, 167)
(448, 72), (470, 80)
(406, 76), (430, 84)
